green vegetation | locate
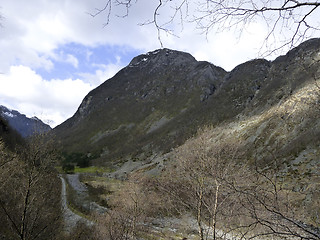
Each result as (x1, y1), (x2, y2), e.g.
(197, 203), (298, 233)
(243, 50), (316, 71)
(59, 164), (114, 174)
(87, 176), (121, 207)
(62, 163), (75, 173)
(60, 152), (114, 174)
(74, 166), (114, 174)
(62, 152), (92, 168)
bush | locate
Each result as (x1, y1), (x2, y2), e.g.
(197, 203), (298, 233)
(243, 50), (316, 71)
(62, 163), (75, 173)
(62, 152), (91, 168)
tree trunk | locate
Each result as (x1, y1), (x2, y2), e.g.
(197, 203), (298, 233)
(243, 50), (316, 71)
(212, 180), (220, 240)
(197, 180), (204, 240)
(20, 177), (32, 240)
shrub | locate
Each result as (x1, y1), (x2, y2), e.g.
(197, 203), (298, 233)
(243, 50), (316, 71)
(62, 162), (75, 173)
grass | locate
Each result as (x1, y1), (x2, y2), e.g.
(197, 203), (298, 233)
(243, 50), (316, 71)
(78, 174), (124, 208)
(81, 175), (123, 194)
(73, 166), (113, 174)
(67, 200), (91, 220)
(56, 165), (114, 174)
(55, 166), (63, 173)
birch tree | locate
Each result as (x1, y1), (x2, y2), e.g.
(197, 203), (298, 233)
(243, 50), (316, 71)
(159, 127), (245, 240)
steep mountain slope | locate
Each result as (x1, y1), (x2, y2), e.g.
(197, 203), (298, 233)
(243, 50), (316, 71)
(175, 41), (320, 225)
(54, 48), (227, 162)
(0, 105), (51, 138)
(53, 40), (320, 166)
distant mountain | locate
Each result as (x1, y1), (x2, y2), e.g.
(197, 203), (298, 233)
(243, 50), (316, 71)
(0, 106), (51, 138)
(0, 116), (25, 150)
(53, 39), (320, 168)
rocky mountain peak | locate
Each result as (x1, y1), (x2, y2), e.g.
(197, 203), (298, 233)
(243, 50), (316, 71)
(274, 38), (320, 64)
(128, 48), (197, 69)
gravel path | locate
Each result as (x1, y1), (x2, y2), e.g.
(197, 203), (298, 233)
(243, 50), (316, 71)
(59, 175), (92, 232)
(66, 173), (87, 193)
(65, 173), (108, 214)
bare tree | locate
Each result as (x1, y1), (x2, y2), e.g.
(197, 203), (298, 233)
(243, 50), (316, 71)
(0, 140), (15, 168)
(96, 173), (161, 239)
(193, 0), (320, 55)
(229, 162), (320, 240)
(156, 125), (320, 240)
(91, 0), (320, 53)
(158, 126), (246, 240)
(0, 134), (62, 240)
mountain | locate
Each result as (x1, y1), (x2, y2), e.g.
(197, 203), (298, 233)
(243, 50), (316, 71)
(53, 39), (320, 168)
(54, 48), (227, 162)
(0, 116), (25, 150)
(0, 105), (51, 138)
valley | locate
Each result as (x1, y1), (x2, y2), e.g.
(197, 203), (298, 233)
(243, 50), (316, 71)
(1, 38), (320, 239)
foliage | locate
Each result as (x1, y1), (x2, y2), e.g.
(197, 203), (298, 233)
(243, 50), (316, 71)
(62, 152), (92, 168)
(74, 166), (114, 174)
(62, 162), (75, 173)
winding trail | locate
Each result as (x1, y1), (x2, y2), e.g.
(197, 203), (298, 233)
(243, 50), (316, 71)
(65, 173), (108, 214)
(59, 175), (92, 232)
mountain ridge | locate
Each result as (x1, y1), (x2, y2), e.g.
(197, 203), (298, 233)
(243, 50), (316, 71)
(53, 48), (227, 160)
(53, 40), (320, 167)
(0, 105), (52, 138)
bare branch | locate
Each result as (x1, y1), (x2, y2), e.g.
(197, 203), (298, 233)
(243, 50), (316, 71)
(88, 0), (112, 27)
(90, 0), (320, 53)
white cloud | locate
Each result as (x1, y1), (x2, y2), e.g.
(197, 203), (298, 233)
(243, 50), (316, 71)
(0, 0), (160, 73)
(158, 20), (273, 71)
(1, 0), (318, 73)
(0, 65), (94, 127)
(47, 51), (79, 69)
(86, 50), (93, 62)
(66, 54), (79, 68)
(79, 61), (124, 86)
(0, 0), (319, 127)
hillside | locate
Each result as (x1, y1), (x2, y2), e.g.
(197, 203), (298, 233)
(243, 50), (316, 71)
(53, 39), (320, 168)
(50, 39), (320, 239)
(53, 48), (227, 162)
(0, 105), (51, 138)
(0, 116), (25, 150)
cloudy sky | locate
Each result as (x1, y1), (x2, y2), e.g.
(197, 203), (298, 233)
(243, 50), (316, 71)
(0, 0), (318, 127)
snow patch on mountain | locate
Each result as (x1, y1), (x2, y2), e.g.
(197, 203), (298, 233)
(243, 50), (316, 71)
(3, 111), (16, 118)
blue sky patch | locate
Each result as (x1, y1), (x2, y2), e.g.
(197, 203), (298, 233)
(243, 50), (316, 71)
(37, 43), (142, 80)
